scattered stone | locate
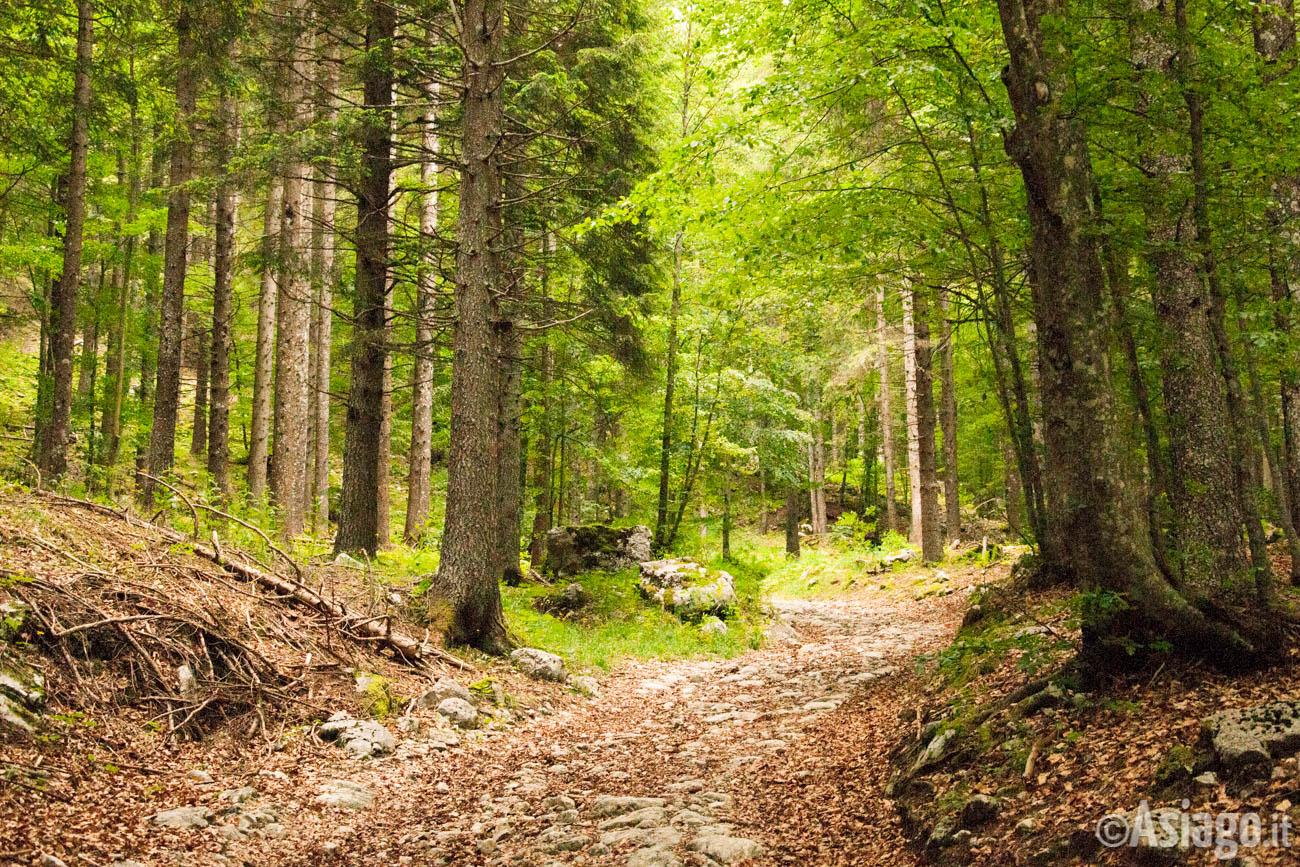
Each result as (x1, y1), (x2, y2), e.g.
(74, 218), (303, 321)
(219, 786), (257, 805)
(1015, 683), (1064, 717)
(701, 617), (728, 637)
(0, 601), (30, 642)
(545, 524), (652, 576)
(626, 846), (681, 867)
(318, 714), (396, 758)
(688, 834), (766, 864)
(315, 779), (375, 810)
(1193, 771), (1218, 787)
(802, 700), (837, 712)
(397, 716), (420, 733)
(151, 806), (214, 829)
(0, 658), (44, 739)
(333, 552), (366, 570)
(570, 675), (600, 697)
(960, 604), (985, 629)
(436, 697), (479, 729)
(511, 648), (567, 682)
(638, 559), (736, 619)
(538, 827), (590, 853)
(957, 794), (999, 828)
(186, 769), (214, 784)
(543, 795), (576, 812)
(417, 678), (476, 709)
(591, 795), (666, 818)
(1203, 701), (1300, 779)
(37, 854), (67, 867)
(911, 728), (955, 773)
(598, 805), (668, 831)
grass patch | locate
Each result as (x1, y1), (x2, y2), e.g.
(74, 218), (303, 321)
(501, 562), (767, 671)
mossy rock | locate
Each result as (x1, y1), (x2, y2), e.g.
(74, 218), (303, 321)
(355, 673), (400, 719)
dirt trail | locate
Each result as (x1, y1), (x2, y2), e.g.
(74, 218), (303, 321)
(194, 584), (967, 867)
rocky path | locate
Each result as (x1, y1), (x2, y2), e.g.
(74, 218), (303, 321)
(140, 586), (967, 867)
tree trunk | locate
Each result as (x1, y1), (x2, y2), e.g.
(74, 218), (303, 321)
(654, 229), (685, 551)
(1133, 0), (1252, 604)
(247, 177), (280, 501)
(435, 0), (508, 650)
(101, 108), (141, 484)
(876, 283), (897, 532)
(721, 468), (732, 561)
(903, 281), (942, 562)
(405, 54), (439, 543)
(270, 6), (313, 538)
(996, 0), (1259, 664)
(528, 235), (556, 568)
(190, 325), (208, 457)
(784, 487), (801, 557)
(310, 39), (339, 532)
(77, 296), (99, 412)
(939, 287), (960, 538)
(133, 121), (167, 489)
(376, 342), (392, 546)
(34, 0), (93, 482)
(335, 0), (394, 556)
(142, 2), (198, 504)
(208, 76), (238, 499)
(808, 390), (827, 534)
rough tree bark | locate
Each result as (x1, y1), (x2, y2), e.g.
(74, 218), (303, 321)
(208, 74), (238, 498)
(190, 324), (208, 457)
(784, 487), (801, 557)
(995, 0), (1261, 664)
(335, 0), (394, 556)
(100, 108), (140, 484)
(34, 0), (93, 482)
(654, 229), (684, 551)
(310, 39), (339, 532)
(405, 52), (439, 543)
(434, 0), (510, 650)
(247, 177), (281, 501)
(270, 3), (313, 538)
(142, 2), (198, 504)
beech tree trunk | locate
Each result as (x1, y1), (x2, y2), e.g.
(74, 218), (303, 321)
(876, 283), (898, 532)
(784, 487), (801, 557)
(903, 282), (942, 562)
(34, 0), (93, 482)
(270, 5), (313, 538)
(247, 177), (280, 501)
(996, 0), (1260, 664)
(434, 0), (509, 650)
(654, 229), (685, 551)
(142, 3), (198, 504)
(335, 0), (394, 556)
(100, 115), (139, 484)
(208, 75), (238, 498)
(939, 288), (960, 538)
(807, 390), (827, 534)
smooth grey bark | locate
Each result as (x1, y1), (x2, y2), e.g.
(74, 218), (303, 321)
(309, 39), (338, 532)
(938, 287), (960, 538)
(208, 75), (238, 499)
(875, 283), (898, 533)
(903, 281), (941, 562)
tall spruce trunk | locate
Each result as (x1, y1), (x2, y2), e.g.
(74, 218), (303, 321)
(270, 5), (313, 538)
(190, 325), (208, 457)
(310, 39), (339, 532)
(528, 241), (556, 568)
(101, 105), (140, 485)
(247, 177), (281, 501)
(335, 0), (394, 555)
(876, 284), (898, 532)
(142, 2), (198, 503)
(939, 287), (960, 538)
(208, 77), (238, 498)
(435, 0), (509, 649)
(34, 0), (93, 482)
(654, 230), (685, 551)
(784, 487), (801, 557)
(996, 0), (1259, 664)
(405, 60), (439, 543)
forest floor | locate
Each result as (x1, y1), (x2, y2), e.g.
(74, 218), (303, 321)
(6, 492), (1300, 867)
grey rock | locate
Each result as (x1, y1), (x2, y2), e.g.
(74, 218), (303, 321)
(537, 827), (589, 853)
(436, 697), (479, 729)
(315, 779), (375, 810)
(597, 805), (667, 831)
(669, 808), (712, 827)
(318, 717), (396, 758)
(570, 675), (600, 697)
(911, 728), (955, 773)
(688, 834), (766, 864)
(511, 648), (567, 682)
(625, 846), (681, 867)
(545, 524), (652, 576)
(555, 809), (580, 825)
(262, 823), (289, 840)
(638, 559), (736, 619)
(0, 659), (44, 739)
(214, 825), (247, 842)
(417, 677), (475, 709)
(151, 806), (214, 829)
(186, 769), (214, 784)
(37, 855), (67, 867)
(219, 786), (257, 804)
(701, 618), (728, 637)
(542, 795), (576, 812)
(591, 794), (665, 818)
(1203, 701), (1300, 778)
(957, 794), (999, 828)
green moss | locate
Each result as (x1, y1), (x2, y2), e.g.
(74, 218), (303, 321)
(356, 673), (400, 719)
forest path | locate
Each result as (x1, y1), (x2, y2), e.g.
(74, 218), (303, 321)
(228, 581), (969, 867)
